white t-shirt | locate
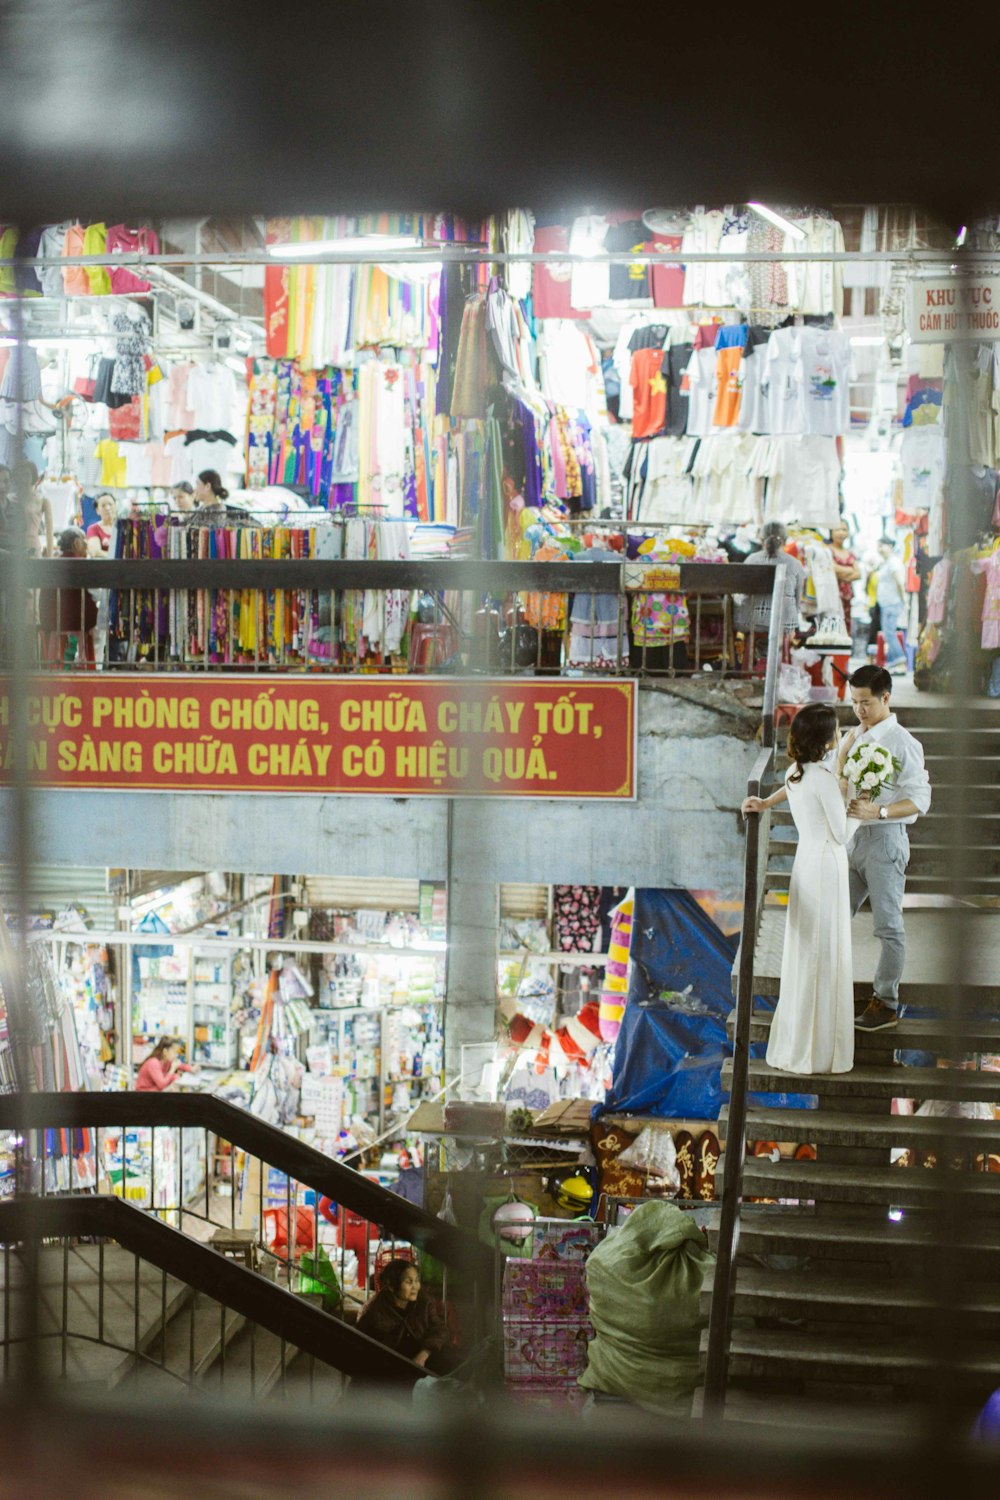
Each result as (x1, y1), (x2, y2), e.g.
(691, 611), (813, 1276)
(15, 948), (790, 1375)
(797, 327), (853, 437)
(681, 211), (726, 307)
(762, 328), (805, 436)
(38, 478), (79, 530)
(568, 215), (609, 310)
(123, 444), (154, 487)
(187, 363), (239, 432)
(900, 424), (945, 511)
(764, 435), (841, 528)
(684, 347), (718, 436)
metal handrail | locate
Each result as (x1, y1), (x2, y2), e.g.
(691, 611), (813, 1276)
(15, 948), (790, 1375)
(9, 557), (778, 595)
(702, 566), (785, 1411)
(0, 1091), (491, 1281)
(0, 1194), (420, 1384)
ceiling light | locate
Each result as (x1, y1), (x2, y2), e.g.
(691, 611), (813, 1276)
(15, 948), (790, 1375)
(956, 225), (968, 247)
(747, 203), (807, 242)
(267, 233), (424, 259)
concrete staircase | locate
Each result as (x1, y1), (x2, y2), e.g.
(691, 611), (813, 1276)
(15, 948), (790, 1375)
(703, 698), (1000, 1425)
(1, 1243), (345, 1406)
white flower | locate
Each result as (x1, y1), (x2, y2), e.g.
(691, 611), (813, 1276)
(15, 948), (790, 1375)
(861, 772), (879, 790)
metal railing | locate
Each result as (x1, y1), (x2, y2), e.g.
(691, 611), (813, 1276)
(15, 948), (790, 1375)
(0, 1194), (417, 1396)
(2, 556), (780, 680)
(0, 1091), (491, 1386)
(701, 571), (784, 1412)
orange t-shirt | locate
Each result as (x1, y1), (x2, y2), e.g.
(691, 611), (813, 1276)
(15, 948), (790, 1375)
(713, 345), (744, 427)
(62, 224), (89, 295)
(630, 347), (669, 439)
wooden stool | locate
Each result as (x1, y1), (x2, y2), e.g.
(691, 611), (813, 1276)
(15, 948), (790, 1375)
(209, 1227), (259, 1270)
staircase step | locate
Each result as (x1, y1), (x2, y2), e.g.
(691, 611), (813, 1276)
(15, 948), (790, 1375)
(705, 1206), (1000, 1261)
(200, 1320), (298, 1400)
(702, 1264), (1000, 1324)
(725, 1057), (1000, 1103)
(727, 1007), (1000, 1055)
(720, 1152), (1000, 1208)
(764, 871), (1000, 894)
(700, 1324), (1000, 1386)
(147, 1296), (247, 1381)
(766, 840), (1000, 874)
(725, 1102), (1000, 1154)
(692, 1387), (928, 1433)
(750, 907), (1000, 1004)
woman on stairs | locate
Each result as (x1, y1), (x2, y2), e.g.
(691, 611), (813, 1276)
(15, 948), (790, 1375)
(742, 703), (854, 1075)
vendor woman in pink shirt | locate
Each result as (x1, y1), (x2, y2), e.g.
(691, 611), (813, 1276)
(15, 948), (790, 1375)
(135, 1037), (198, 1091)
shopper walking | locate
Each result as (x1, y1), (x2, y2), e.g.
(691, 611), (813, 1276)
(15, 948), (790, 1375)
(742, 703), (854, 1074)
(842, 664), (932, 1032)
(872, 537), (908, 674)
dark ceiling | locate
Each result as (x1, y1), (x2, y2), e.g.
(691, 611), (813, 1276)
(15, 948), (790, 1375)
(0, 0), (981, 226)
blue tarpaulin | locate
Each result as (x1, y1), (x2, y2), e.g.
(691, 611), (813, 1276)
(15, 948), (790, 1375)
(596, 889), (810, 1120)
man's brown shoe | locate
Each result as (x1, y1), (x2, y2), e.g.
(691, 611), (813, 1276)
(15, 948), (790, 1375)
(855, 1000), (898, 1033)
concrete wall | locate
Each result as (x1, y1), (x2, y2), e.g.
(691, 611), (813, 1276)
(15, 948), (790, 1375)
(2, 680), (758, 1076)
(6, 683), (758, 889)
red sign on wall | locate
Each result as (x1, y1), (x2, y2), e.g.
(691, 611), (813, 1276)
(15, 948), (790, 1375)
(0, 676), (637, 799)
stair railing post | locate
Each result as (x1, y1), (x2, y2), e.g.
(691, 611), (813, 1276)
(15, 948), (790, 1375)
(703, 571), (783, 1413)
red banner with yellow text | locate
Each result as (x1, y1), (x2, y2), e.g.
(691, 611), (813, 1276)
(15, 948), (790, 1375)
(0, 676), (636, 799)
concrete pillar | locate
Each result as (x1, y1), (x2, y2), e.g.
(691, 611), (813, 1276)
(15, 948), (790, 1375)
(444, 800), (500, 1087)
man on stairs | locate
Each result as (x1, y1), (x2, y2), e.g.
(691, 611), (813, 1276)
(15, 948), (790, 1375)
(837, 664), (932, 1033)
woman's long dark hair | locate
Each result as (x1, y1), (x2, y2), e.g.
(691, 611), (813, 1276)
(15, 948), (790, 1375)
(147, 1036), (178, 1062)
(198, 469), (229, 501)
(380, 1257), (419, 1299)
(787, 703), (838, 783)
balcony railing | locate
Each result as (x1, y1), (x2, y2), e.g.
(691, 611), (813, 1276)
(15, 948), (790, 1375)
(1, 557), (780, 680)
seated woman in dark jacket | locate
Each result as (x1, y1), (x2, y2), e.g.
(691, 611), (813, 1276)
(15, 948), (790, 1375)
(357, 1258), (454, 1373)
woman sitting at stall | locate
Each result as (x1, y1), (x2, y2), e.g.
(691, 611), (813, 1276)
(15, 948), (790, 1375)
(357, 1258), (454, 1372)
(135, 1036), (197, 1092)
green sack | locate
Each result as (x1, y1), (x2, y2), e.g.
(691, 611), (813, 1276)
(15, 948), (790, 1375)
(296, 1246), (341, 1312)
(578, 1200), (714, 1415)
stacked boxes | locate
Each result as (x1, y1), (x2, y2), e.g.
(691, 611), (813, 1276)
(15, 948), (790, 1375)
(501, 1240), (597, 1411)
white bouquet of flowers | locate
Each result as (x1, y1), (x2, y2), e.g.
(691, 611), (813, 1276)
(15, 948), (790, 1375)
(843, 741), (901, 799)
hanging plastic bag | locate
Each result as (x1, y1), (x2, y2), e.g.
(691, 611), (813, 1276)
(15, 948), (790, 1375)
(296, 1246), (341, 1312)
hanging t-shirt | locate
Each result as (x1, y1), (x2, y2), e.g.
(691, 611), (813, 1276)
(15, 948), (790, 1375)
(62, 224), (89, 296)
(37, 224), (68, 298)
(106, 224), (161, 295)
(82, 223), (112, 295)
(569, 215), (610, 310)
(682, 210), (726, 307)
(762, 327), (805, 436)
(94, 438), (126, 488)
(712, 324), (749, 428)
(902, 388), (943, 427)
(630, 348), (669, 439)
(627, 323), (670, 353)
(737, 327), (771, 434)
(684, 347), (718, 436)
(532, 225), (592, 321)
(606, 219), (652, 305)
(648, 233), (684, 309)
(797, 326), (853, 437)
(900, 425), (945, 511)
(664, 343), (692, 437)
(187, 362), (239, 432)
(763, 435), (841, 528)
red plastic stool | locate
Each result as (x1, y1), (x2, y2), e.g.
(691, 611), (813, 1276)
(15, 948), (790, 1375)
(875, 631), (906, 668)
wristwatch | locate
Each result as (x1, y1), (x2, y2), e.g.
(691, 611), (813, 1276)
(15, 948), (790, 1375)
(878, 806), (889, 821)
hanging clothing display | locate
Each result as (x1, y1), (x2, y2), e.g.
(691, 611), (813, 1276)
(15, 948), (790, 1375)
(110, 310), (151, 397)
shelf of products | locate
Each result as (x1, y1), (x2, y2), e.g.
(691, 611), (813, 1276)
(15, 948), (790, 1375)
(192, 949), (236, 1070)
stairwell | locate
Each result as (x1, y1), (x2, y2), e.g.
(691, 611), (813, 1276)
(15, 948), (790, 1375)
(703, 697), (1000, 1427)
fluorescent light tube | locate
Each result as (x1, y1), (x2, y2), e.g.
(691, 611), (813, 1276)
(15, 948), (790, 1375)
(267, 233), (424, 258)
(849, 336), (885, 347)
(747, 203), (807, 242)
